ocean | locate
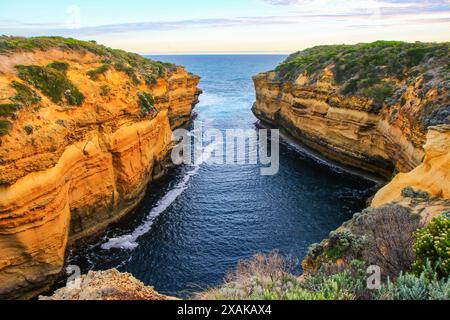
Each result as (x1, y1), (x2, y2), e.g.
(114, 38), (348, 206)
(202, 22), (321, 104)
(65, 55), (376, 297)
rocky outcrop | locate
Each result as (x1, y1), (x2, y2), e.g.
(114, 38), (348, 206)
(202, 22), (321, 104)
(40, 269), (175, 300)
(372, 125), (450, 207)
(254, 42), (450, 277)
(0, 37), (200, 299)
(253, 42), (449, 178)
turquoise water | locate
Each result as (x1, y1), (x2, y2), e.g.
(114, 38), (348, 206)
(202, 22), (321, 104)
(66, 55), (376, 297)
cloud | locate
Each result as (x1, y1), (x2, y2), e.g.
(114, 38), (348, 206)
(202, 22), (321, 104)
(1, 0), (448, 37)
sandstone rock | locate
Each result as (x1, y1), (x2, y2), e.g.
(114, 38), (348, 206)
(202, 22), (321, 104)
(0, 38), (200, 299)
(39, 269), (175, 300)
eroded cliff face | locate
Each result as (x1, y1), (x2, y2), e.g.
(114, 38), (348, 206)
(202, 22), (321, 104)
(253, 42), (449, 178)
(254, 71), (440, 177)
(255, 42), (450, 276)
(0, 38), (200, 299)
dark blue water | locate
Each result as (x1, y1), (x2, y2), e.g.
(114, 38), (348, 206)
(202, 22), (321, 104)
(67, 55), (376, 297)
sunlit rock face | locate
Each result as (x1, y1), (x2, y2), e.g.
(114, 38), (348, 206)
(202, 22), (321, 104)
(0, 37), (200, 299)
(253, 42), (449, 179)
(254, 42), (450, 276)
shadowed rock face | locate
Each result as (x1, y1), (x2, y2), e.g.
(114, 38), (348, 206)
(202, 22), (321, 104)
(0, 37), (200, 299)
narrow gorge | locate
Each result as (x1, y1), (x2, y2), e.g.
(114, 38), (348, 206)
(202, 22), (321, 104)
(0, 37), (200, 299)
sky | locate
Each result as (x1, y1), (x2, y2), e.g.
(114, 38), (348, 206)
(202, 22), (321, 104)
(0, 0), (449, 54)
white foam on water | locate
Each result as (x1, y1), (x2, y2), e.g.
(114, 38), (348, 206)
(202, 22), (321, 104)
(198, 92), (224, 107)
(101, 141), (217, 251)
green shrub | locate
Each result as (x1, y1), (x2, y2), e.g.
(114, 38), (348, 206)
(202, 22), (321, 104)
(100, 85), (111, 97)
(47, 61), (69, 73)
(362, 81), (396, 109)
(402, 186), (430, 200)
(0, 36), (172, 90)
(0, 120), (12, 136)
(352, 205), (423, 279)
(377, 270), (450, 300)
(115, 62), (140, 85)
(138, 92), (156, 116)
(87, 64), (109, 80)
(413, 214), (450, 279)
(0, 103), (19, 117)
(325, 229), (366, 261)
(11, 81), (41, 106)
(15, 65), (84, 106)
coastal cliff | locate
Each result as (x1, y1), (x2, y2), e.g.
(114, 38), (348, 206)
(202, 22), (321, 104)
(253, 41), (449, 178)
(253, 41), (449, 282)
(0, 36), (200, 299)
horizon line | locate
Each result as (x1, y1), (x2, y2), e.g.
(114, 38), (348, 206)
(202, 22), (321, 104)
(141, 51), (292, 55)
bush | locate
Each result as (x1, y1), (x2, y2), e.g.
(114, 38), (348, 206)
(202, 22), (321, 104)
(413, 214), (450, 279)
(377, 270), (450, 300)
(362, 81), (396, 110)
(47, 61), (69, 73)
(273, 41), (449, 110)
(353, 205), (423, 279)
(0, 120), (12, 136)
(100, 85), (111, 97)
(87, 64), (109, 80)
(138, 92), (156, 116)
(11, 81), (41, 106)
(402, 187), (430, 200)
(115, 62), (140, 85)
(23, 124), (33, 135)
(325, 230), (366, 261)
(0, 103), (19, 117)
(16, 65), (84, 106)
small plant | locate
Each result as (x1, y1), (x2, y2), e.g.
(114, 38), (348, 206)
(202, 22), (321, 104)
(87, 64), (109, 80)
(402, 186), (430, 200)
(47, 61), (69, 73)
(0, 103), (19, 117)
(325, 229), (366, 261)
(138, 92), (156, 116)
(100, 85), (111, 97)
(11, 81), (41, 106)
(413, 214), (450, 279)
(16, 65), (84, 106)
(115, 62), (140, 85)
(361, 81), (396, 110)
(0, 119), (12, 136)
(377, 269), (450, 300)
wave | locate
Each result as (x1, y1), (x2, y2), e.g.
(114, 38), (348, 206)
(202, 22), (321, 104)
(101, 141), (218, 251)
(198, 92), (224, 106)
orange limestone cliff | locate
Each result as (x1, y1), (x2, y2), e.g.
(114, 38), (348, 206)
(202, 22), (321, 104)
(253, 41), (449, 217)
(253, 42), (449, 179)
(0, 37), (200, 299)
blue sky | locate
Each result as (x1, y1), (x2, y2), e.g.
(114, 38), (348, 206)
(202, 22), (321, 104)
(0, 0), (449, 53)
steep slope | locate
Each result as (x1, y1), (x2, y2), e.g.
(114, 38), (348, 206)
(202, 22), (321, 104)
(253, 41), (449, 178)
(253, 41), (449, 278)
(0, 36), (200, 299)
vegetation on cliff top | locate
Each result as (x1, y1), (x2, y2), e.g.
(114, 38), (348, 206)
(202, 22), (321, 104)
(275, 41), (449, 112)
(16, 64), (85, 106)
(0, 36), (184, 137)
(0, 36), (178, 86)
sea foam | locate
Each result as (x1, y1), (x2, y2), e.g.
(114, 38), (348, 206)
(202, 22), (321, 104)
(101, 141), (217, 250)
